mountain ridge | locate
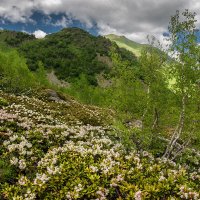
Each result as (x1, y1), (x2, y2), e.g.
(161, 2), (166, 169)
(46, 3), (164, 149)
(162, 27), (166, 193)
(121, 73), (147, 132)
(105, 34), (147, 56)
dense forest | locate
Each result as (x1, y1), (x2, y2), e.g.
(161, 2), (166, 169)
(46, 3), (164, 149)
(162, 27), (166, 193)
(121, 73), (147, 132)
(0, 9), (199, 199)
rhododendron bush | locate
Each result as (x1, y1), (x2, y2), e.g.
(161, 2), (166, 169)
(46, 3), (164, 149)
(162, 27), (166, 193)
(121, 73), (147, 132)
(0, 91), (199, 200)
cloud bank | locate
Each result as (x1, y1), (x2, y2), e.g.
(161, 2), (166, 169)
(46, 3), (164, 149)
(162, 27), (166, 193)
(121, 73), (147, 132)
(33, 29), (47, 38)
(0, 0), (200, 43)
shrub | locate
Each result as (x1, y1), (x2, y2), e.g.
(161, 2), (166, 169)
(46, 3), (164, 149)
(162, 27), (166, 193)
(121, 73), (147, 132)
(0, 97), (8, 108)
(0, 92), (199, 200)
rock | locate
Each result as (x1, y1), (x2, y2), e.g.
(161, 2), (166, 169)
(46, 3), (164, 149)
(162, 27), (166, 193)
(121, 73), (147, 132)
(47, 70), (70, 88)
(45, 89), (65, 103)
(125, 119), (143, 129)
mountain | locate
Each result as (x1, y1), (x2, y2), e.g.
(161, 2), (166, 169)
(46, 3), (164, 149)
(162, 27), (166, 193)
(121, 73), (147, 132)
(0, 28), (137, 85)
(0, 28), (136, 85)
(0, 30), (35, 47)
(105, 34), (147, 56)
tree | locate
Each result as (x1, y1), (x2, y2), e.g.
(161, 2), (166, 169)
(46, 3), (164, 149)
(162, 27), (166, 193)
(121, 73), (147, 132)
(139, 35), (167, 131)
(163, 10), (200, 160)
(0, 48), (35, 94)
(107, 46), (146, 116)
(35, 61), (49, 87)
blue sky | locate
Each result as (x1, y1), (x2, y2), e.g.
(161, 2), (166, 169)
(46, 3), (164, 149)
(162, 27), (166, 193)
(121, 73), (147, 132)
(0, 0), (200, 43)
(0, 11), (99, 36)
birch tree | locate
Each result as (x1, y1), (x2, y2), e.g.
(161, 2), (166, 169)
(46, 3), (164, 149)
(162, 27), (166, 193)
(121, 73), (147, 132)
(163, 10), (200, 159)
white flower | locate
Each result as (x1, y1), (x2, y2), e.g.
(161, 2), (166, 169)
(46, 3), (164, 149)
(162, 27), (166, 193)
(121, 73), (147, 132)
(26, 151), (33, 156)
(74, 184), (83, 192)
(9, 135), (18, 142)
(3, 140), (10, 146)
(24, 189), (36, 200)
(96, 190), (104, 196)
(136, 163), (143, 170)
(116, 174), (124, 182)
(18, 176), (27, 185)
(47, 166), (61, 175)
(66, 192), (72, 200)
(180, 186), (185, 192)
(19, 159), (26, 169)
(33, 173), (49, 186)
(10, 157), (18, 165)
(110, 182), (118, 187)
(184, 193), (188, 199)
(7, 144), (18, 152)
(134, 190), (142, 200)
(89, 165), (98, 172)
(96, 187), (108, 200)
(159, 175), (166, 182)
(134, 157), (140, 163)
(26, 142), (32, 148)
(142, 151), (149, 157)
(19, 150), (27, 155)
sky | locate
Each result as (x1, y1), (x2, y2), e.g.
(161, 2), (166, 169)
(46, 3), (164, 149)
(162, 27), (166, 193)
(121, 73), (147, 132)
(0, 0), (200, 43)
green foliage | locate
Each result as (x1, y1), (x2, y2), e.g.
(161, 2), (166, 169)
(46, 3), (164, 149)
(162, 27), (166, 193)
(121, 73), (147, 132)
(0, 97), (8, 108)
(168, 10), (200, 96)
(0, 30), (35, 47)
(0, 48), (36, 93)
(35, 61), (50, 87)
(107, 55), (145, 115)
(138, 36), (169, 129)
(18, 28), (137, 85)
(65, 74), (108, 106)
(163, 10), (200, 159)
(0, 46), (53, 94)
(19, 28), (110, 84)
(65, 48), (141, 119)
(0, 159), (16, 184)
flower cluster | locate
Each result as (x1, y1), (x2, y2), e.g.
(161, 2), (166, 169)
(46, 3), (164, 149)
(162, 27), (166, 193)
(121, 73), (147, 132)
(0, 90), (199, 199)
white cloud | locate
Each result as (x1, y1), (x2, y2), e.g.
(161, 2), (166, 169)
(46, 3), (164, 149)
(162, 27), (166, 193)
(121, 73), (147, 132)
(53, 16), (72, 28)
(0, 0), (200, 43)
(0, 0), (35, 23)
(33, 30), (47, 38)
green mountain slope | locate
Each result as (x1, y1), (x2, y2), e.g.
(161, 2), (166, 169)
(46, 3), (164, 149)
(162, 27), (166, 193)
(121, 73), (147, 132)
(0, 29), (138, 86)
(14, 28), (136, 85)
(105, 34), (147, 56)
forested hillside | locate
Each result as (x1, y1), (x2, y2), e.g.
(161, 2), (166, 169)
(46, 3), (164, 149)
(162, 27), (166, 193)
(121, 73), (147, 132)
(20, 28), (137, 85)
(0, 28), (137, 85)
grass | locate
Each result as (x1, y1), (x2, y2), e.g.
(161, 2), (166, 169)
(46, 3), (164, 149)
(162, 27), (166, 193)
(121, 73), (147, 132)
(105, 34), (147, 56)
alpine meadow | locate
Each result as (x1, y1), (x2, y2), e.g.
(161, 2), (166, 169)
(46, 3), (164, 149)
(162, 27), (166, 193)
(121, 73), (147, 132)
(0, 5), (200, 200)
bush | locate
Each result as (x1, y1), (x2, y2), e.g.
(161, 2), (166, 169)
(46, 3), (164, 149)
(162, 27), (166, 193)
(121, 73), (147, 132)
(0, 97), (8, 108)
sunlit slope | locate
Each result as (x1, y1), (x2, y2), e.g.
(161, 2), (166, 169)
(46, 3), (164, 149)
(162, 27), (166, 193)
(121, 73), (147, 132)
(105, 34), (147, 56)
